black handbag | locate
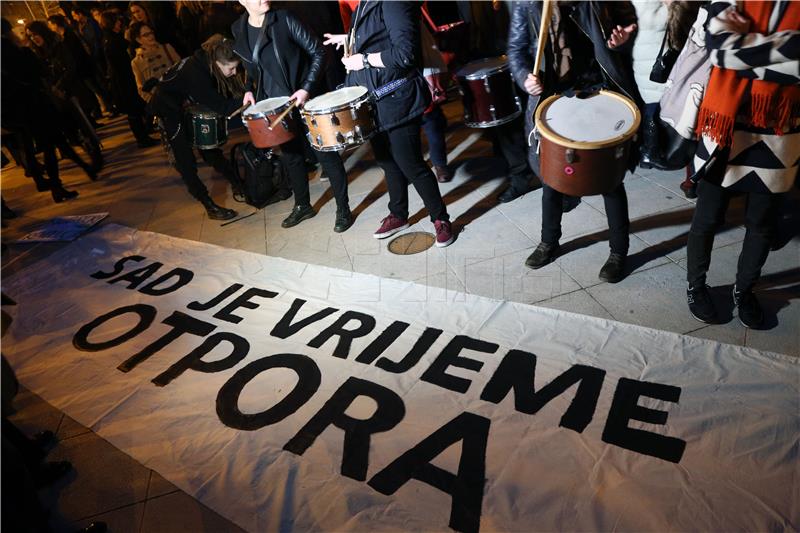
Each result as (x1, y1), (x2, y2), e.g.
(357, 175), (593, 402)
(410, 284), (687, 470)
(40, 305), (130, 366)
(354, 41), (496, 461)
(230, 142), (288, 208)
(649, 33), (680, 84)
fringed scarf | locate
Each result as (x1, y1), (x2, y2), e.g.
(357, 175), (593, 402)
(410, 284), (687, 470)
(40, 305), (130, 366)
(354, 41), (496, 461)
(696, 1), (800, 147)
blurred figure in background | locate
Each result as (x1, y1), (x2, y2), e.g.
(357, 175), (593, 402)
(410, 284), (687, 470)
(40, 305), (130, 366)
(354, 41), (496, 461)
(129, 21), (181, 103)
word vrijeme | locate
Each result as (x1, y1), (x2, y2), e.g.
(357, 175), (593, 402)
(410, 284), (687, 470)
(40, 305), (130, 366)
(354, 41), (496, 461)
(74, 255), (687, 533)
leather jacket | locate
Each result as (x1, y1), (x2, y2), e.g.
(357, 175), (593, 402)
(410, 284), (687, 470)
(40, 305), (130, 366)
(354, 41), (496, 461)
(507, 1), (642, 106)
(231, 9), (324, 100)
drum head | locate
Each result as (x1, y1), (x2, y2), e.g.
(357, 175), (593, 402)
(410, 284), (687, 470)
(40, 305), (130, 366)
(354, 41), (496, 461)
(537, 91), (640, 148)
(246, 96), (290, 117)
(305, 86), (368, 112)
(457, 56), (508, 79)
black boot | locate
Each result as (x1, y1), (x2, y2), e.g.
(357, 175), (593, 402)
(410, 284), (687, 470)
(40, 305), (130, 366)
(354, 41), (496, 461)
(334, 205), (353, 233)
(51, 186), (79, 203)
(639, 116), (670, 171)
(282, 204), (316, 228)
(201, 197), (237, 220)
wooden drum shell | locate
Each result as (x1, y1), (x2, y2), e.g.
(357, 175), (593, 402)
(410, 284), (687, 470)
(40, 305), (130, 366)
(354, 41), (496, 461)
(456, 58), (522, 128)
(534, 90), (641, 197)
(302, 96), (376, 152)
(243, 100), (297, 149)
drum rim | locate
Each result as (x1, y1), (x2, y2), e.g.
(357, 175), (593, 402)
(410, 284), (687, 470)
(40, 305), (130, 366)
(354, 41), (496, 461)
(302, 86), (370, 115)
(457, 55), (510, 80)
(534, 90), (641, 150)
(189, 110), (223, 120)
(244, 97), (292, 120)
(465, 109), (522, 129)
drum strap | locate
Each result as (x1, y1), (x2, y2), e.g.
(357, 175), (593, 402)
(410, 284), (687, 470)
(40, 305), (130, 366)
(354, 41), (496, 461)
(373, 74), (415, 100)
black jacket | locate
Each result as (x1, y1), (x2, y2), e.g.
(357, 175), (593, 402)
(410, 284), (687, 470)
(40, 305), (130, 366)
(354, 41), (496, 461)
(507, 1), (642, 169)
(148, 49), (241, 135)
(231, 9), (324, 100)
(345, 0), (430, 131)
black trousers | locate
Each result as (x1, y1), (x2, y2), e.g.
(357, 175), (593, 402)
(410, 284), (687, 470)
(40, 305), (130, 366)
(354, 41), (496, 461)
(687, 179), (782, 292)
(542, 182), (630, 255)
(370, 118), (448, 222)
(279, 134), (349, 208)
(169, 130), (236, 201)
(492, 115), (537, 190)
(127, 111), (151, 143)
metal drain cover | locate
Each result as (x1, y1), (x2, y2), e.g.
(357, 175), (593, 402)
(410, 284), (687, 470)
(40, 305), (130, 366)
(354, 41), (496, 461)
(387, 232), (435, 255)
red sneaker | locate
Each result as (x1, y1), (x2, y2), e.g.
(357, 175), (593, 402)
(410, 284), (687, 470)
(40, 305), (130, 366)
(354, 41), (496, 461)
(434, 220), (454, 247)
(373, 214), (409, 239)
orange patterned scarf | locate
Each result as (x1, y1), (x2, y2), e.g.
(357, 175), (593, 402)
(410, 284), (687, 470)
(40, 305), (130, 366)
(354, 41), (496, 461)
(696, 1), (800, 146)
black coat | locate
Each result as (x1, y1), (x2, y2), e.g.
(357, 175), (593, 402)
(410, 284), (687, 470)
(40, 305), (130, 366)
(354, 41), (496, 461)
(231, 9), (324, 100)
(148, 49), (241, 136)
(102, 30), (144, 114)
(345, 0), (430, 131)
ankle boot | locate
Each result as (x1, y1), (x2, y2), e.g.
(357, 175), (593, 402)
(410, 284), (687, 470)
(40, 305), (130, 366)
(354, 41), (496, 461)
(201, 197), (237, 220)
(639, 117), (669, 171)
(51, 186), (79, 203)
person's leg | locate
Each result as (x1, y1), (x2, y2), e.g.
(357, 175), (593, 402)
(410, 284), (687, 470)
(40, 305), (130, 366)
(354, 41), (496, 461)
(686, 180), (730, 288)
(280, 136), (312, 207)
(278, 136), (315, 228)
(525, 183), (562, 268)
(200, 147), (243, 200)
(371, 130), (410, 221)
(315, 150), (349, 208)
(385, 119), (449, 223)
(421, 106), (450, 182)
(598, 182), (630, 282)
(735, 191), (783, 293)
(169, 133), (210, 200)
(685, 179), (729, 322)
(602, 183), (630, 256)
(495, 116), (538, 201)
(127, 112), (156, 146)
(37, 136), (79, 202)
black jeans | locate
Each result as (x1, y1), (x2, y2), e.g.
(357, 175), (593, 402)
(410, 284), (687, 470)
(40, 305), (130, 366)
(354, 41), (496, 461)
(421, 105), (448, 168)
(492, 115), (537, 190)
(370, 118), (449, 222)
(169, 130), (236, 200)
(541, 182), (630, 254)
(279, 135), (349, 209)
(687, 179), (782, 292)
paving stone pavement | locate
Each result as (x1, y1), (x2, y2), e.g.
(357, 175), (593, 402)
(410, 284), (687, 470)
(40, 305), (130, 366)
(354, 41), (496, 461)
(2, 98), (797, 532)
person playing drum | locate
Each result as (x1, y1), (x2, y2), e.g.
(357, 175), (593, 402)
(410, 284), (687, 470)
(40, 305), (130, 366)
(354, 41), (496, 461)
(507, 1), (643, 283)
(148, 35), (245, 221)
(324, 0), (454, 247)
(234, 0), (354, 232)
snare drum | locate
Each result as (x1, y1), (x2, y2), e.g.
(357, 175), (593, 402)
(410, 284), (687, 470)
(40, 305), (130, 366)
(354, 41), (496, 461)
(456, 56), (522, 128)
(186, 106), (227, 150)
(243, 97), (296, 148)
(301, 86), (376, 151)
(534, 90), (641, 197)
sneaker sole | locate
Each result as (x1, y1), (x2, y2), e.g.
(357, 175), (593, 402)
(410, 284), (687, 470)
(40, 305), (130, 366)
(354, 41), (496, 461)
(435, 236), (454, 248)
(373, 223), (409, 239)
(689, 309), (717, 324)
(282, 211), (316, 228)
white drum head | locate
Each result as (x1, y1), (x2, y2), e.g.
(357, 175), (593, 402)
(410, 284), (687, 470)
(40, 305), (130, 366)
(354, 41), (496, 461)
(305, 86), (368, 112)
(245, 96), (290, 117)
(457, 56), (508, 79)
(542, 92), (637, 143)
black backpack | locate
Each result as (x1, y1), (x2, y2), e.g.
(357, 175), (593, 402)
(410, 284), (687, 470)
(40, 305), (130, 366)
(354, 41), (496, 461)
(230, 142), (289, 208)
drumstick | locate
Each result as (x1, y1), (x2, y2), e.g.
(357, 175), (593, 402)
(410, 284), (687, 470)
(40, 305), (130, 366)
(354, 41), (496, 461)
(532, 0), (553, 77)
(268, 99), (298, 130)
(227, 103), (250, 121)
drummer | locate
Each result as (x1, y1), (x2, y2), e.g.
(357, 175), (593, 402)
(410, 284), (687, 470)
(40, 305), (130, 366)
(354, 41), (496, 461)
(507, 1), (643, 283)
(233, 0), (353, 232)
(148, 34), (245, 221)
(324, 0), (454, 247)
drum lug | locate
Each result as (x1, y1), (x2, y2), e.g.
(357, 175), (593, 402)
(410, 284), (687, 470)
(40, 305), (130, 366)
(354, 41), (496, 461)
(350, 107), (359, 120)
(306, 132), (314, 144)
(614, 146), (625, 159)
(335, 131), (345, 144)
(489, 105), (497, 121)
(331, 114), (340, 126)
(354, 125), (363, 140)
(310, 115), (317, 127)
(565, 148), (576, 164)
(316, 133), (323, 147)
(484, 77), (491, 93)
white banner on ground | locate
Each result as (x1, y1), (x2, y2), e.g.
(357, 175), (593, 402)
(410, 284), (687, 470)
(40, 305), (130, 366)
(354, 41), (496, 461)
(3, 224), (797, 532)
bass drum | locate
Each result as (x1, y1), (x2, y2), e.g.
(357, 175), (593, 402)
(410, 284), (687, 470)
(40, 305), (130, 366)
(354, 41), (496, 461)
(534, 90), (641, 197)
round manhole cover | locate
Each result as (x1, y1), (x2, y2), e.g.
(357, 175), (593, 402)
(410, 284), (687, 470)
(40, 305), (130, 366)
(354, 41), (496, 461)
(388, 232), (435, 255)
